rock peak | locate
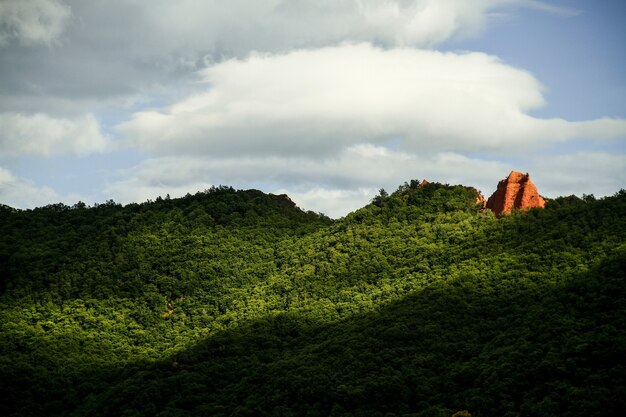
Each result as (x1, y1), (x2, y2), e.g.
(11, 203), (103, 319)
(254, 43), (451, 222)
(486, 171), (545, 216)
(473, 188), (487, 209)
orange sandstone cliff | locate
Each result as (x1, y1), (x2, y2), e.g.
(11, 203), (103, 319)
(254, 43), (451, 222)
(474, 188), (487, 209)
(486, 171), (545, 216)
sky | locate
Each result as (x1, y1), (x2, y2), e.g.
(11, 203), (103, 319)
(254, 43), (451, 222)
(0, 0), (624, 218)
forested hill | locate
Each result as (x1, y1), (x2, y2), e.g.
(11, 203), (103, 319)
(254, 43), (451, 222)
(0, 186), (331, 298)
(1, 182), (625, 417)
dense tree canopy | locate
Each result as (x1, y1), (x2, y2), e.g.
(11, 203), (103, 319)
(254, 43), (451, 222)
(0, 182), (624, 416)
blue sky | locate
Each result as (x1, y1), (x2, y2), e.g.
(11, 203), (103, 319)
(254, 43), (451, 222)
(447, 0), (626, 121)
(0, 0), (624, 217)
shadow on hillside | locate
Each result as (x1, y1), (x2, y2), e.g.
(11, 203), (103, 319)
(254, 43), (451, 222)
(3, 253), (625, 417)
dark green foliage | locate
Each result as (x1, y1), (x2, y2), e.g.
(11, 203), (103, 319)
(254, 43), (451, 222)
(0, 183), (624, 417)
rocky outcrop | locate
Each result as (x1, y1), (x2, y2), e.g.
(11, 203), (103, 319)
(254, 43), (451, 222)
(473, 188), (487, 209)
(486, 171), (545, 216)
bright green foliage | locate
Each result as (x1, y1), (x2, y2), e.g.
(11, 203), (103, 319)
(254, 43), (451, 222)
(0, 183), (624, 417)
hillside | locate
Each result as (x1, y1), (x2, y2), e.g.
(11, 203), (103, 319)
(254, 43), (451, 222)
(1, 181), (625, 417)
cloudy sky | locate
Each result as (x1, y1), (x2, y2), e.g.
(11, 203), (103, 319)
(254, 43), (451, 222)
(1, 0), (624, 217)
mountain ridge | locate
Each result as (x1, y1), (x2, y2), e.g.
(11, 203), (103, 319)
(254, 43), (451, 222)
(0, 171), (568, 220)
(0, 179), (624, 417)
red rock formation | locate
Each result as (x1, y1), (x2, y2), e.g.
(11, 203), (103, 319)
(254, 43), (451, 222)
(473, 188), (487, 209)
(486, 171), (545, 216)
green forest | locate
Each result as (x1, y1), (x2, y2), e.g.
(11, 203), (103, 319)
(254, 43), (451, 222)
(0, 181), (624, 417)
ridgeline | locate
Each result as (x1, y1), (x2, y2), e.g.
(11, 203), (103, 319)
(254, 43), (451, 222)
(1, 181), (625, 417)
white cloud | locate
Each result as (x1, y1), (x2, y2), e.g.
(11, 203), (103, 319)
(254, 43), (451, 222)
(530, 152), (626, 198)
(73, 0), (521, 57)
(0, 0), (72, 46)
(0, 0), (534, 116)
(0, 112), (109, 156)
(120, 44), (626, 157)
(276, 187), (378, 218)
(0, 1), (579, 119)
(523, 0), (579, 17)
(0, 166), (84, 208)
